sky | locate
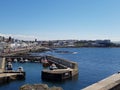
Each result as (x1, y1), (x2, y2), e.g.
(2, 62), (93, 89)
(0, 0), (120, 41)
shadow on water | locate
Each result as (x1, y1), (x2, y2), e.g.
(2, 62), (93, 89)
(41, 74), (79, 85)
(0, 79), (25, 88)
(0, 76), (25, 85)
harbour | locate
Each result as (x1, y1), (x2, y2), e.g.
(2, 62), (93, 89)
(1, 0), (120, 89)
(0, 49), (78, 82)
(0, 48), (120, 90)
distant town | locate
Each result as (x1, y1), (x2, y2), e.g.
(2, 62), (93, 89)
(0, 35), (120, 54)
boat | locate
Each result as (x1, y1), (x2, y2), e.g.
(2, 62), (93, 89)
(55, 51), (70, 54)
(6, 62), (13, 70)
(17, 66), (24, 72)
(72, 52), (78, 54)
(49, 63), (58, 70)
(24, 59), (29, 62)
(42, 59), (49, 67)
(13, 58), (18, 62)
(55, 50), (77, 54)
(19, 58), (24, 63)
(7, 58), (12, 62)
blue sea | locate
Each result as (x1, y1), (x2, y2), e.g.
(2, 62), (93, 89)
(0, 48), (120, 90)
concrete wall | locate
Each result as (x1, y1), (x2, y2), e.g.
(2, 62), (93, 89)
(47, 56), (78, 69)
(46, 56), (78, 77)
(82, 73), (120, 90)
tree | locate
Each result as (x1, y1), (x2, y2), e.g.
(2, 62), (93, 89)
(8, 36), (12, 42)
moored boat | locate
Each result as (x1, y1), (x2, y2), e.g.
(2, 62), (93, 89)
(6, 62), (13, 70)
(49, 63), (58, 70)
(17, 66), (24, 72)
(13, 58), (18, 62)
(42, 59), (49, 67)
(19, 58), (24, 63)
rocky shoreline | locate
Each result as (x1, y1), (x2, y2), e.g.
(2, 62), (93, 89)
(20, 84), (63, 90)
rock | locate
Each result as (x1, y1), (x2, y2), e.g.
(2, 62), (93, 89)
(20, 84), (63, 90)
(49, 86), (63, 90)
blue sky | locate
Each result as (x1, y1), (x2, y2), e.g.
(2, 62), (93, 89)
(0, 0), (120, 41)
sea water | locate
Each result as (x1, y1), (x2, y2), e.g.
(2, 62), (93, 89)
(0, 48), (120, 90)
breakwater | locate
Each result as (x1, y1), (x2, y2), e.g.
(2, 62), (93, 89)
(82, 73), (120, 90)
(0, 46), (79, 84)
(4, 55), (79, 81)
(0, 72), (25, 84)
(0, 46), (49, 84)
(0, 57), (25, 84)
(42, 55), (78, 81)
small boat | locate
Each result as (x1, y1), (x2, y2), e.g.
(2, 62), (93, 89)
(49, 63), (57, 70)
(19, 58), (24, 63)
(13, 58), (18, 62)
(72, 52), (78, 54)
(34, 60), (40, 63)
(7, 58), (12, 62)
(6, 62), (13, 70)
(55, 51), (70, 54)
(55, 50), (77, 54)
(42, 59), (49, 67)
(24, 59), (29, 62)
(17, 66), (24, 72)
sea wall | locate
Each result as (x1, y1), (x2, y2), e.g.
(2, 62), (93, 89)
(82, 73), (120, 90)
(46, 55), (78, 69)
(0, 57), (25, 84)
(46, 56), (78, 77)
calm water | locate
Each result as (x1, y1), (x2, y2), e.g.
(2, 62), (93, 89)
(1, 48), (120, 90)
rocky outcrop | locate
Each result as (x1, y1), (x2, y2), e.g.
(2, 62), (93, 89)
(20, 84), (63, 90)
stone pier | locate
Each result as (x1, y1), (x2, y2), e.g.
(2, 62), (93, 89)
(41, 55), (78, 81)
(0, 57), (25, 84)
(82, 73), (120, 90)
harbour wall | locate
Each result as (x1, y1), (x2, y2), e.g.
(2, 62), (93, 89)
(46, 55), (78, 76)
(46, 56), (78, 69)
(82, 73), (120, 90)
(0, 57), (25, 84)
(42, 56), (78, 81)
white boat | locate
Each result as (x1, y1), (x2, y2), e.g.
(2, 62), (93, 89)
(41, 58), (49, 67)
(17, 66), (24, 72)
(14, 58), (18, 62)
(19, 58), (24, 63)
(24, 59), (29, 62)
(72, 52), (78, 54)
(49, 63), (57, 70)
(7, 62), (13, 70)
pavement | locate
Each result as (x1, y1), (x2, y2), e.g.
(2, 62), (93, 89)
(0, 58), (5, 73)
(82, 73), (120, 90)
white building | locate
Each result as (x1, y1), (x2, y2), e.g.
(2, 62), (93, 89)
(0, 42), (8, 52)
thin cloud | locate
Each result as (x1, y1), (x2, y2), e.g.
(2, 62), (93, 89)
(0, 33), (37, 40)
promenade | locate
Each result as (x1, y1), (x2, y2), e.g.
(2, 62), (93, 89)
(0, 46), (49, 57)
(0, 58), (5, 73)
(82, 73), (120, 90)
